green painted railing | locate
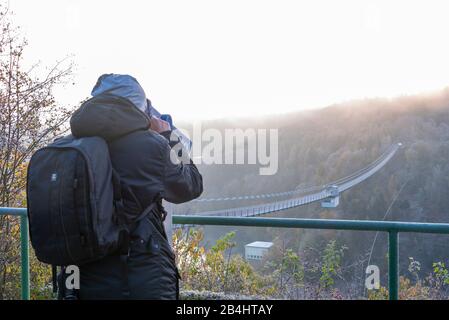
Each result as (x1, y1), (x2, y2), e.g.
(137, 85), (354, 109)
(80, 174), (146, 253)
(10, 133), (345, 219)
(0, 208), (29, 300)
(2, 207), (449, 300)
(172, 215), (449, 300)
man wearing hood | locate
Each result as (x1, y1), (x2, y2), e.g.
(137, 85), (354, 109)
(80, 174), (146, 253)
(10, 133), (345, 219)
(69, 74), (203, 299)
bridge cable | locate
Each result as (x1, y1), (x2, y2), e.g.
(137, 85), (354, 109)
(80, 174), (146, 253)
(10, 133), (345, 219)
(363, 177), (409, 298)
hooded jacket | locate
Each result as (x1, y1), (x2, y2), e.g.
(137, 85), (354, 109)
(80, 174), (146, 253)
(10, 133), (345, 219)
(70, 94), (203, 299)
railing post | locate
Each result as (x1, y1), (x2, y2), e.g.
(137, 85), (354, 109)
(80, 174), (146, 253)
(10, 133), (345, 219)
(388, 231), (399, 300)
(20, 214), (30, 300)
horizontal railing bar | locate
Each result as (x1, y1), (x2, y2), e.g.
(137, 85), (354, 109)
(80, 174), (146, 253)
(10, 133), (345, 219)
(2, 208), (449, 234)
(0, 207), (27, 217)
(172, 215), (449, 234)
(3, 208), (449, 234)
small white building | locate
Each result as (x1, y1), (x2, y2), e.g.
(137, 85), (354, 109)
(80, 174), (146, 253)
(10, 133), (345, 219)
(245, 241), (273, 261)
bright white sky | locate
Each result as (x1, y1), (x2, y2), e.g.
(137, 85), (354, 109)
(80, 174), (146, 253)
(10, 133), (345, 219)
(9, 0), (449, 121)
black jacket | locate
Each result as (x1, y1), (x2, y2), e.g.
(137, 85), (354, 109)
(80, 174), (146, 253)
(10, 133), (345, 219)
(69, 94), (203, 299)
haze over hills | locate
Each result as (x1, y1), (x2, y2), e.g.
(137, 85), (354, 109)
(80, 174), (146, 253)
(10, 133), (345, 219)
(173, 87), (449, 277)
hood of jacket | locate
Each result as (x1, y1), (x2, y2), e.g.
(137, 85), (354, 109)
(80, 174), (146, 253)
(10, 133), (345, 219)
(70, 94), (151, 141)
(91, 74), (148, 113)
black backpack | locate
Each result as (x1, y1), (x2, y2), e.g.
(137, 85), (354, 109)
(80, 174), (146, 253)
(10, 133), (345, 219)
(26, 134), (151, 267)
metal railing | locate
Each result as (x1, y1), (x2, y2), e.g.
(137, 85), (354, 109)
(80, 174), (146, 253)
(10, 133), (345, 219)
(2, 207), (449, 300)
(0, 208), (29, 300)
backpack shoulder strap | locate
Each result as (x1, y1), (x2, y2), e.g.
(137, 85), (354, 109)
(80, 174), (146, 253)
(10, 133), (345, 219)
(111, 168), (157, 299)
(111, 168), (156, 224)
(111, 168), (125, 224)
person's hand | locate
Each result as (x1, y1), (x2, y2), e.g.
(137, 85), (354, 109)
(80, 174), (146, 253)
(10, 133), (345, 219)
(150, 117), (171, 133)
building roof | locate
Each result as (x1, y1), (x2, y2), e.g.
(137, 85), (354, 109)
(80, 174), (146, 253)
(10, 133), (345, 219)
(245, 241), (273, 249)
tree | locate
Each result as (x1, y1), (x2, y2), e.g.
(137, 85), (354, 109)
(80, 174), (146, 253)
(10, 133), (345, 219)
(0, 3), (74, 299)
(272, 248), (304, 299)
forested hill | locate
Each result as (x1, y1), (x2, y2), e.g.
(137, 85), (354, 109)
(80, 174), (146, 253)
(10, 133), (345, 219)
(174, 87), (449, 274)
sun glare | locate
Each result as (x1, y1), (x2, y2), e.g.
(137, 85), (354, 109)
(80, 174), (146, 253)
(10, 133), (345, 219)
(10, 0), (449, 121)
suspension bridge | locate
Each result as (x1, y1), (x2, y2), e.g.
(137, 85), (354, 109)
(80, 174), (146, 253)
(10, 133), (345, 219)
(181, 143), (403, 217)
